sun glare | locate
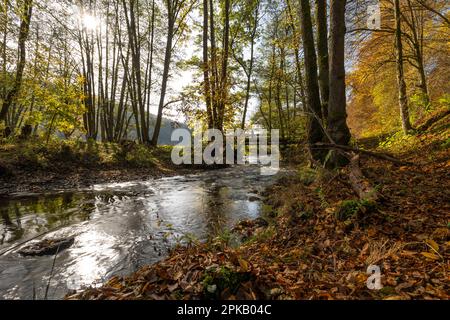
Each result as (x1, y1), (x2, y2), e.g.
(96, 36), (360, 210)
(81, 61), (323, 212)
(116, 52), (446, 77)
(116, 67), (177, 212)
(82, 14), (99, 31)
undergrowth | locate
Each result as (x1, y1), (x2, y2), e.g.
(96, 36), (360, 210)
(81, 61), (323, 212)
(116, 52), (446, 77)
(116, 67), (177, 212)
(0, 137), (174, 172)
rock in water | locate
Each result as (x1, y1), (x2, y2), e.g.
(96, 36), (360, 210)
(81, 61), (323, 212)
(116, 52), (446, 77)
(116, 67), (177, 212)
(18, 237), (75, 256)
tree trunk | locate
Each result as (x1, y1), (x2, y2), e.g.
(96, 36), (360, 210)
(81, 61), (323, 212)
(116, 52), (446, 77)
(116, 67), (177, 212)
(299, 0), (325, 162)
(0, 0), (33, 124)
(285, 0), (307, 112)
(209, 0), (219, 128)
(241, 1), (259, 130)
(276, 65), (285, 141)
(151, 4), (175, 146)
(267, 36), (277, 131)
(2, 0), (9, 101)
(146, 0), (156, 132)
(327, 0), (351, 167)
(217, 0), (230, 131)
(123, 0), (149, 144)
(315, 0), (329, 122)
(394, 0), (413, 133)
(406, 0), (429, 107)
(202, 0), (213, 129)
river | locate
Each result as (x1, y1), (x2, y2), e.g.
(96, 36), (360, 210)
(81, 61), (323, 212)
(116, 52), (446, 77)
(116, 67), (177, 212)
(0, 164), (284, 299)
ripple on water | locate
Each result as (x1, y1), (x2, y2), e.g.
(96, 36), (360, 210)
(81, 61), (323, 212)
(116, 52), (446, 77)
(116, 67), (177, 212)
(0, 165), (286, 299)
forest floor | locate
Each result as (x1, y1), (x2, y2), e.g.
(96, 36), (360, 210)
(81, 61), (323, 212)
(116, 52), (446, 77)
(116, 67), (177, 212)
(67, 111), (449, 300)
(0, 140), (195, 196)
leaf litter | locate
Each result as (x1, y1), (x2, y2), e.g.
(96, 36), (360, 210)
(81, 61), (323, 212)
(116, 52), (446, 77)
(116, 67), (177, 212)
(67, 128), (449, 300)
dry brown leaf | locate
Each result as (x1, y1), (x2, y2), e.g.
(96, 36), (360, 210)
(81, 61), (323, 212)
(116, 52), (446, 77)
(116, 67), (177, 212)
(420, 252), (439, 260)
(425, 239), (439, 252)
(238, 258), (250, 272)
(383, 295), (405, 300)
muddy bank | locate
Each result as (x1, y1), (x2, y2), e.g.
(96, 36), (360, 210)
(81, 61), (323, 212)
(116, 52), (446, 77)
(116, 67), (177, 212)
(0, 165), (196, 196)
(0, 141), (200, 196)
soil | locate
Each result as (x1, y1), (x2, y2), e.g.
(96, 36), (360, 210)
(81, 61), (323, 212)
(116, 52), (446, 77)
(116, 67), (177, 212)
(0, 165), (195, 196)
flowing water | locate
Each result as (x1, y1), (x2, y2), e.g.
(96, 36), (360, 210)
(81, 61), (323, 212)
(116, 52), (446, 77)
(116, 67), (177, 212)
(0, 164), (284, 299)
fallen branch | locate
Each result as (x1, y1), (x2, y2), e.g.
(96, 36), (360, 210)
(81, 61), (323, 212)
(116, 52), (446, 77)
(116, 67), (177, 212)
(348, 154), (379, 202)
(416, 109), (450, 132)
(312, 142), (413, 166)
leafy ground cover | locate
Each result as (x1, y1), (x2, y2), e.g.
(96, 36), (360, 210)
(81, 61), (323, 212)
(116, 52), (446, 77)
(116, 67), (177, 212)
(67, 114), (449, 300)
(0, 139), (185, 195)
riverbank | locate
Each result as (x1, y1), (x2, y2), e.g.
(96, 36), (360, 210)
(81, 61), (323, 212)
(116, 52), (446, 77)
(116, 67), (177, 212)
(67, 115), (449, 300)
(1, 161), (284, 299)
(0, 139), (195, 196)
(0, 138), (296, 196)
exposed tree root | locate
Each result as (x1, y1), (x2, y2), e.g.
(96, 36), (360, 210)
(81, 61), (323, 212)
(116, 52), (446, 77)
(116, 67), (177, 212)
(348, 154), (378, 202)
(313, 142), (413, 165)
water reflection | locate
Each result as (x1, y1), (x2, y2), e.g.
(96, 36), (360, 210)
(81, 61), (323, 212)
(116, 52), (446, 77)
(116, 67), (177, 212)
(0, 193), (103, 251)
(0, 165), (283, 299)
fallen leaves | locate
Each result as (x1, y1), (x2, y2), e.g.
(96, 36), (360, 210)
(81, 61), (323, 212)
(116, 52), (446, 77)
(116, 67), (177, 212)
(420, 251), (439, 260)
(238, 258), (250, 272)
(425, 239), (439, 252)
(67, 128), (450, 301)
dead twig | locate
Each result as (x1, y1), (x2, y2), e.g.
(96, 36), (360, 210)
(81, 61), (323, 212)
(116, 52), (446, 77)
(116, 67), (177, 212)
(44, 243), (61, 300)
(312, 142), (413, 166)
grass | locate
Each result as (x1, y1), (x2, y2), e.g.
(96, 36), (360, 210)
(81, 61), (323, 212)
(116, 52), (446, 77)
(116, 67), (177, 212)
(0, 137), (174, 173)
(243, 225), (276, 244)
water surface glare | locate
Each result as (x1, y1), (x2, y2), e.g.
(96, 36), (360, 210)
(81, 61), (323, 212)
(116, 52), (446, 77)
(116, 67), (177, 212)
(0, 165), (283, 299)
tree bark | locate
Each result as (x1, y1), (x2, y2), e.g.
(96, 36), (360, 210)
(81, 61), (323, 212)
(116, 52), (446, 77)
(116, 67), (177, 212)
(151, 2), (175, 146)
(209, 0), (219, 128)
(123, 0), (150, 144)
(217, 0), (230, 131)
(202, 0), (213, 129)
(145, 0), (156, 133)
(0, 0), (33, 124)
(299, 0), (325, 162)
(151, 0), (194, 145)
(1, 0), (9, 101)
(241, 1), (259, 130)
(276, 62), (286, 141)
(327, 0), (351, 166)
(285, 0), (307, 112)
(394, 0), (413, 133)
(405, 0), (429, 107)
(315, 0), (329, 121)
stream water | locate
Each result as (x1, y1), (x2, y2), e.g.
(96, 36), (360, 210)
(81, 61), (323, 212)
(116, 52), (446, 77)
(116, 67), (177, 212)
(0, 164), (284, 299)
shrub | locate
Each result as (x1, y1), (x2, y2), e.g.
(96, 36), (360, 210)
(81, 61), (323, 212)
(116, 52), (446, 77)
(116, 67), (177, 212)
(124, 144), (156, 168)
